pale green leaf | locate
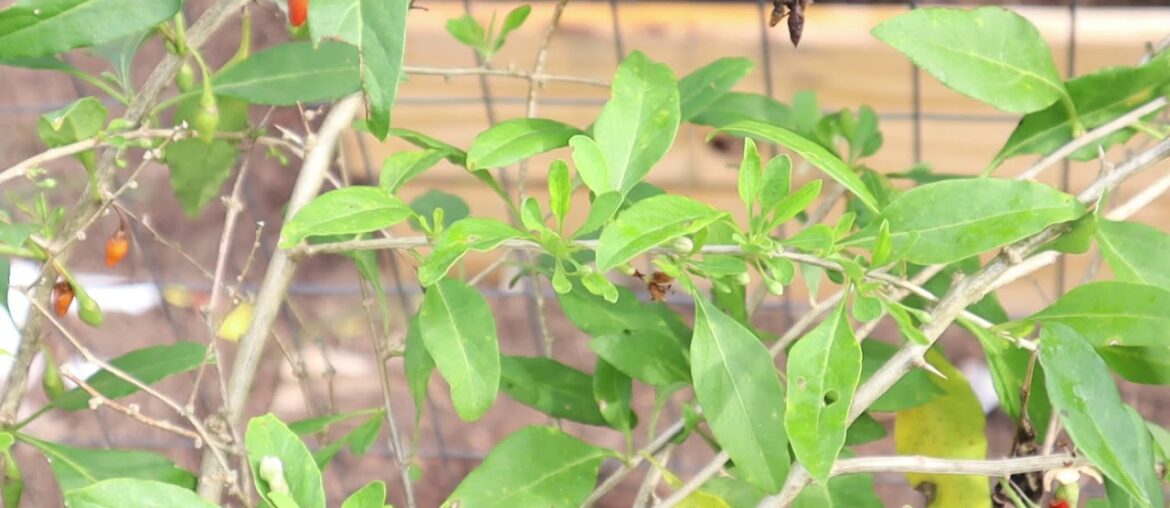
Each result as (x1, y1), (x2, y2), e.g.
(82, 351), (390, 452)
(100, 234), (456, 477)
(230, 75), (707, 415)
(593, 51), (680, 195)
(1029, 281), (1170, 347)
(420, 278), (500, 421)
(0, 0), (180, 59)
(595, 194), (723, 272)
(245, 414), (325, 508)
(467, 119), (583, 170)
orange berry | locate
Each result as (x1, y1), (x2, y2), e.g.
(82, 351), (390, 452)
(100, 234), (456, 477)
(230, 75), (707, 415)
(53, 281), (74, 317)
(105, 227), (129, 267)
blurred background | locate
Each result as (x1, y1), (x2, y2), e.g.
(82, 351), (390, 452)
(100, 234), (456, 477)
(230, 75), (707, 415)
(1, 0), (1169, 506)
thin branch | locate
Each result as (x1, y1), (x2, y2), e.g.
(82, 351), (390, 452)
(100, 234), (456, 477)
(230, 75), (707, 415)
(194, 94), (364, 501)
(830, 453), (1085, 478)
(59, 369), (203, 443)
(402, 65), (606, 88)
(583, 419), (686, 507)
(1016, 98), (1167, 181)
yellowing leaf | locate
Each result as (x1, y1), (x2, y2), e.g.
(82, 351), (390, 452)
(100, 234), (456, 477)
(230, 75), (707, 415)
(217, 302), (254, 342)
(162, 285), (194, 308)
(894, 349), (989, 508)
(678, 491), (732, 508)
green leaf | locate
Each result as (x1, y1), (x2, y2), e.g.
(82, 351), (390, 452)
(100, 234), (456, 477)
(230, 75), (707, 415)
(737, 138), (761, 213)
(845, 413), (888, 446)
(595, 194), (723, 272)
(387, 128), (467, 165)
(785, 301), (861, 481)
(288, 408), (379, 436)
(1098, 346), (1170, 385)
(963, 323), (1050, 434)
(417, 218), (524, 286)
(21, 435), (195, 492)
(246, 414), (325, 508)
(37, 97), (107, 148)
(860, 340), (944, 413)
(850, 178), (1083, 265)
(309, 0), (410, 138)
(1028, 281), (1170, 347)
(312, 412), (383, 470)
(592, 51), (681, 195)
(52, 342), (208, 411)
(572, 191), (622, 239)
(593, 359), (635, 432)
(894, 349), (989, 508)
(410, 189), (469, 231)
(420, 278), (500, 421)
(767, 180), (821, 230)
(759, 155), (792, 218)
(445, 14), (486, 49)
(558, 282), (690, 340)
(690, 92), (792, 128)
(341, 481), (386, 508)
(175, 94), (250, 135)
(713, 121), (879, 213)
(0, 0), (180, 59)
(569, 135), (610, 198)
(590, 332), (691, 387)
(404, 313), (434, 427)
(493, 5), (531, 52)
(791, 464), (883, 508)
(445, 426), (611, 507)
(467, 119), (583, 171)
(279, 186), (413, 248)
(1039, 323), (1164, 507)
(379, 149), (446, 194)
(1096, 220), (1170, 290)
(691, 296), (788, 492)
(678, 58), (755, 121)
(993, 55), (1170, 167)
(499, 356), (607, 425)
(215, 42), (361, 105)
(164, 138), (239, 217)
(89, 29), (150, 92)
(548, 160), (571, 229)
(63, 478), (216, 508)
(872, 7), (1065, 113)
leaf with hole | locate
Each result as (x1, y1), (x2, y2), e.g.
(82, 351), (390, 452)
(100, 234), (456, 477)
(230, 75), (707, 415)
(467, 119), (583, 171)
(444, 426), (611, 507)
(714, 121), (878, 213)
(849, 178), (1083, 265)
(691, 296), (788, 492)
(1039, 323), (1164, 507)
(420, 278), (500, 421)
(1028, 281), (1170, 347)
(872, 7), (1066, 113)
(595, 194), (723, 272)
(786, 300), (861, 481)
(280, 186), (413, 248)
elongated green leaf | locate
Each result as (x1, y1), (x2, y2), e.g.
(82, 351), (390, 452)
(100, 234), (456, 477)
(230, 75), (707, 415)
(53, 342), (208, 411)
(1096, 220), (1170, 290)
(558, 282), (690, 341)
(678, 58), (755, 121)
(404, 313), (434, 426)
(64, 478), (215, 508)
(786, 301), (861, 481)
(417, 218), (525, 286)
(467, 119), (583, 170)
(340, 481), (386, 508)
(691, 296), (788, 492)
(0, 0), (180, 59)
(246, 414), (325, 508)
(1098, 346), (1170, 385)
(593, 359), (635, 432)
(894, 349), (989, 508)
(738, 138), (761, 212)
(1029, 281), (1170, 347)
(288, 408), (379, 436)
(445, 426), (611, 507)
(311, 412), (383, 470)
(308, 0), (409, 138)
(590, 332), (690, 387)
(595, 194), (723, 272)
(165, 139), (239, 218)
(420, 278), (500, 421)
(963, 323), (1051, 436)
(713, 121), (879, 213)
(548, 160), (571, 229)
(1039, 323), (1164, 507)
(379, 149), (446, 194)
(21, 435), (195, 492)
(872, 7), (1065, 113)
(690, 92), (792, 128)
(215, 42), (361, 105)
(572, 191), (622, 239)
(279, 187), (412, 248)
(850, 178), (1083, 265)
(387, 128), (467, 165)
(500, 356), (607, 425)
(410, 189), (469, 231)
(791, 458), (883, 508)
(593, 51), (681, 195)
(993, 55), (1170, 167)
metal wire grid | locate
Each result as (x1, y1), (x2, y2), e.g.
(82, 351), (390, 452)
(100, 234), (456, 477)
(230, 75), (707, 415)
(0, 0), (1104, 502)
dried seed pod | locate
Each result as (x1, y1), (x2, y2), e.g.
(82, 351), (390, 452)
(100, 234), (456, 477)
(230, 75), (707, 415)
(769, 0), (787, 27)
(788, 0), (805, 47)
(52, 281), (74, 317)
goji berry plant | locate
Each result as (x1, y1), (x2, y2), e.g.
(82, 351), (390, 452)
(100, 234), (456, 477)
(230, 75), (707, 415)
(0, 1), (1169, 507)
